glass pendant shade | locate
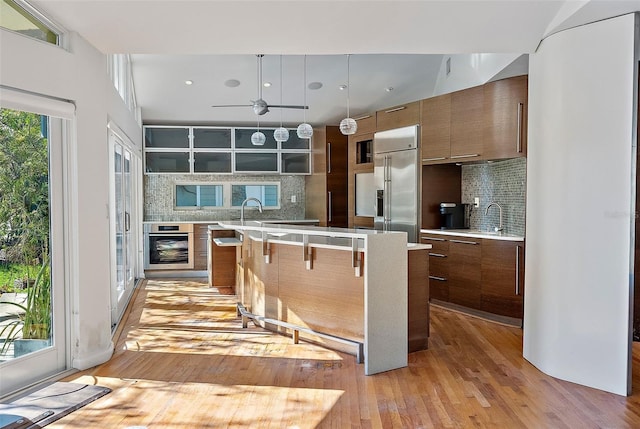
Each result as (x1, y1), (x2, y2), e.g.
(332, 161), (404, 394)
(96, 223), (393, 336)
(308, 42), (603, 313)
(274, 127), (289, 142)
(339, 117), (358, 135)
(297, 123), (313, 139)
(251, 131), (266, 146)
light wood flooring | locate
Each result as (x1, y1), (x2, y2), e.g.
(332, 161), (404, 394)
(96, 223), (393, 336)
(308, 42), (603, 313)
(52, 278), (640, 428)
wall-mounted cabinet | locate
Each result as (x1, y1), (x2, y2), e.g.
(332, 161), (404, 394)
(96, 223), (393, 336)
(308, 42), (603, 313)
(483, 75), (528, 159)
(143, 125), (311, 175)
(421, 94), (451, 164)
(450, 86), (484, 161)
(348, 124), (376, 229)
(376, 101), (420, 132)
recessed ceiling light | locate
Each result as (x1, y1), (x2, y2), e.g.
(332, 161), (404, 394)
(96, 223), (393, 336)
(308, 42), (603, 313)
(224, 79), (241, 88)
(385, 87), (394, 92)
(263, 82), (272, 88)
(185, 80), (193, 85)
(339, 84), (347, 91)
(308, 82), (323, 90)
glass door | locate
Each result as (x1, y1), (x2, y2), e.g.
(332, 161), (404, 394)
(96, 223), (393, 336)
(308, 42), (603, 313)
(109, 131), (138, 328)
(0, 107), (67, 395)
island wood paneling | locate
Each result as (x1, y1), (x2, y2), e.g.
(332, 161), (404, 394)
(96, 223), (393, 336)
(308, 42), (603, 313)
(408, 249), (429, 352)
(277, 244), (365, 343)
(208, 228), (237, 287)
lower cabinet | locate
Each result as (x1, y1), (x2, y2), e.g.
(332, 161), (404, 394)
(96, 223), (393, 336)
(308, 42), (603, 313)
(480, 240), (524, 319)
(421, 232), (525, 322)
(448, 238), (481, 310)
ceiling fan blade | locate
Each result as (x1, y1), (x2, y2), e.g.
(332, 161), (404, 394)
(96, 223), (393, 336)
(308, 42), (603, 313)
(268, 105), (309, 110)
(211, 104), (252, 108)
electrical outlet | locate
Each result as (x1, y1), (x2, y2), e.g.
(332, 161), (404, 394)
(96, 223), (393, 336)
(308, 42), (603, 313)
(474, 197), (480, 208)
(291, 195), (297, 203)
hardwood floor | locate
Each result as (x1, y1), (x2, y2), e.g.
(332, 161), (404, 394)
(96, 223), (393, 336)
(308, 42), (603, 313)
(52, 278), (640, 428)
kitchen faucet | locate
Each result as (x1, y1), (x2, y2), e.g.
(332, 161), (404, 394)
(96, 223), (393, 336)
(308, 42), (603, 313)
(485, 201), (503, 233)
(240, 197), (263, 223)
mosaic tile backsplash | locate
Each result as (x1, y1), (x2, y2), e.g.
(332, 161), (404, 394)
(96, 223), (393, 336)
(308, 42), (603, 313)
(461, 158), (527, 236)
(144, 174), (306, 222)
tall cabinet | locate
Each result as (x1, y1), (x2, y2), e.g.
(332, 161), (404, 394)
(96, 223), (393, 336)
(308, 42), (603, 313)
(305, 126), (348, 227)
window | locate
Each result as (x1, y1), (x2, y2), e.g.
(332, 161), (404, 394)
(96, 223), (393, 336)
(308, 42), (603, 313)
(174, 182), (280, 209)
(0, 0), (61, 45)
(175, 184), (224, 208)
(107, 54), (139, 123)
(231, 184), (279, 208)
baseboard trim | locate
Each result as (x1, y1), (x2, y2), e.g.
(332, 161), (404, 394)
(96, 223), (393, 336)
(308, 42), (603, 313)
(430, 300), (522, 328)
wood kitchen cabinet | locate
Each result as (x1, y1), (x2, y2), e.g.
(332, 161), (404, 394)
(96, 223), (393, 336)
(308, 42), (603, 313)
(448, 236), (482, 310)
(481, 239), (525, 320)
(420, 234), (449, 302)
(421, 94), (451, 164)
(483, 75), (528, 159)
(305, 126), (348, 227)
(208, 228), (237, 287)
(347, 115), (376, 228)
(450, 86), (484, 161)
(376, 101), (420, 132)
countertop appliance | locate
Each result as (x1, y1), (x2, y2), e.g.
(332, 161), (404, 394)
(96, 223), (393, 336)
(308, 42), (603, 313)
(440, 202), (470, 229)
(144, 223), (194, 270)
(374, 125), (420, 242)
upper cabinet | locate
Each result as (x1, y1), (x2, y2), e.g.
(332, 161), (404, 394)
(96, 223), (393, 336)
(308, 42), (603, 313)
(420, 75), (528, 165)
(376, 101), (420, 132)
(483, 75), (528, 159)
(450, 85), (484, 161)
(421, 94), (451, 164)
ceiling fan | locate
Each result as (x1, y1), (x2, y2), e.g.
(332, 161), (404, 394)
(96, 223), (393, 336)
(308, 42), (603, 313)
(211, 54), (309, 116)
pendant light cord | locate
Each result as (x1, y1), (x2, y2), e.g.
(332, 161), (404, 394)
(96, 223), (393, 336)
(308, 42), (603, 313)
(280, 55), (284, 128)
(303, 55), (307, 123)
(346, 54), (351, 118)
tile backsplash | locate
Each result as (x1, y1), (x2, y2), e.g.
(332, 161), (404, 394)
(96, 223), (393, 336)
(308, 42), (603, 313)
(461, 158), (527, 236)
(144, 174), (306, 222)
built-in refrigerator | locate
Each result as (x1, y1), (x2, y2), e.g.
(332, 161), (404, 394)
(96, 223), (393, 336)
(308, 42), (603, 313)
(373, 125), (420, 242)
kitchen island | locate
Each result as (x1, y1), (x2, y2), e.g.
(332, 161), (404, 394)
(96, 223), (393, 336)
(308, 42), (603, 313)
(217, 221), (430, 375)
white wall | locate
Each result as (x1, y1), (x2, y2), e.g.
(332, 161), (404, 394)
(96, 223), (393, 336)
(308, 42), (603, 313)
(524, 13), (636, 396)
(0, 29), (142, 370)
(431, 53), (525, 96)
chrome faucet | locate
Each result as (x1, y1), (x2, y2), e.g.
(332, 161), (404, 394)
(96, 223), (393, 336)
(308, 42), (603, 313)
(240, 197), (263, 223)
(485, 202), (503, 233)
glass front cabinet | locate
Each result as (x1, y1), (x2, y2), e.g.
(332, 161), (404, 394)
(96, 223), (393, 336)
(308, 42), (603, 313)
(144, 126), (311, 175)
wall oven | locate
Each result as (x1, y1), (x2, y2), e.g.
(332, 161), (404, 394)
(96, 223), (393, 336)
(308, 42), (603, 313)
(144, 223), (194, 270)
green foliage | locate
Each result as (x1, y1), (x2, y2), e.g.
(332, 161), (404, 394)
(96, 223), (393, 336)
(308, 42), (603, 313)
(0, 258), (51, 354)
(0, 108), (50, 264)
(0, 263), (35, 292)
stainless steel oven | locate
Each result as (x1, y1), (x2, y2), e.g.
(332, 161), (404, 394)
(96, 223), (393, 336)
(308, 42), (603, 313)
(144, 223), (194, 270)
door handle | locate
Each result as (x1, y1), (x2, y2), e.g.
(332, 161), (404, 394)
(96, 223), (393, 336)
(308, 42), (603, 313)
(125, 211), (130, 232)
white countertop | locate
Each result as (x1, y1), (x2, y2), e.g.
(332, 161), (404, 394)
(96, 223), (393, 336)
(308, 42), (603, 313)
(218, 220), (400, 240)
(420, 228), (524, 242)
(144, 219), (319, 225)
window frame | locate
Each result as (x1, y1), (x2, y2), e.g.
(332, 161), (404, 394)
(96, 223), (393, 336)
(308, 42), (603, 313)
(174, 181), (281, 210)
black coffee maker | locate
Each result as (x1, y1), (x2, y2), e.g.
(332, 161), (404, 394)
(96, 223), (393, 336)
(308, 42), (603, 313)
(440, 203), (470, 229)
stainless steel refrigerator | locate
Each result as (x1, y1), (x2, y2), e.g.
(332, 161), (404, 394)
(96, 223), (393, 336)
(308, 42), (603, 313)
(374, 125), (420, 242)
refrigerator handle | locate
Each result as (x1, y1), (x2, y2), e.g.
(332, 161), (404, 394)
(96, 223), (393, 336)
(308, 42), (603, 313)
(384, 155), (391, 231)
(376, 190), (384, 217)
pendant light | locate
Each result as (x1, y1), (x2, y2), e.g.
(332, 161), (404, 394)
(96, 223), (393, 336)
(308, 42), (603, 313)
(339, 54), (357, 136)
(273, 55), (290, 143)
(296, 55), (313, 139)
(251, 55), (266, 146)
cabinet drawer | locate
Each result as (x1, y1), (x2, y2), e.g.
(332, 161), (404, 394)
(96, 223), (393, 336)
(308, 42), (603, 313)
(428, 254), (448, 277)
(428, 276), (448, 302)
(376, 101), (420, 131)
(421, 235), (449, 253)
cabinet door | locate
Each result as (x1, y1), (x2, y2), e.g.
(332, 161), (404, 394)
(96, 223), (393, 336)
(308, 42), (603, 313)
(481, 240), (524, 320)
(348, 131), (375, 228)
(483, 76), (528, 160)
(448, 237), (481, 309)
(450, 86), (483, 161)
(421, 235), (449, 302)
(326, 128), (348, 227)
(421, 94), (451, 164)
(376, 101), (420, 132)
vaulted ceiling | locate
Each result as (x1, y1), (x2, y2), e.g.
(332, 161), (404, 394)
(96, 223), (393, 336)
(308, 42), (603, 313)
(28, 0), (640, 126)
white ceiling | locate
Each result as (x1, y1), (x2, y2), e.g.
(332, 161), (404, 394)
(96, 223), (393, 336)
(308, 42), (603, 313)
(27, 0), (640, 126)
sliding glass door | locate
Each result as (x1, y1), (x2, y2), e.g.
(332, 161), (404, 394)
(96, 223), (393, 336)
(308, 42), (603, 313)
(109, 130), (139, 328)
